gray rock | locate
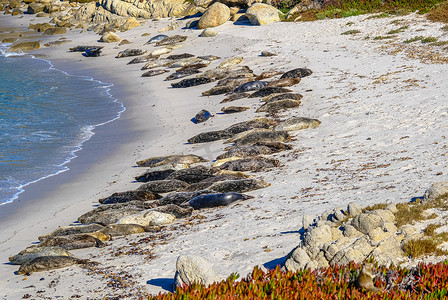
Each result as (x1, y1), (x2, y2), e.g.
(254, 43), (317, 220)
(200, 28), (218, 37)
(350, 213), (383, 234)
(245, 3), (280, 25)
(330, 248), (365, 265)
(423, 182), (448, 202)
(303, 224), (333, 249)
(341, 224), (363, 239)
(174, 255), (221, 287)
(347, 202), (362, 217)
(284, 246), (310, 272)
(302, 215), (314, 230)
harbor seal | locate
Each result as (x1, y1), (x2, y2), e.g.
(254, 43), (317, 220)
(38, 234), (106, 250)
(176, 63), (209, 72)
(280, 68), (313, 79)
(208, 178), (270, 193)
(100, 190), (158, 203)
(193, 109), (212, 123)
(128, 55), (159, 65)
(38, 224), (105, 241)
(181, 175), (241, 192)
(255, 70), (283, 80)
(187, 130), (231, 144)
(150, 204), (194, 218)
(156, 35), (187, 46)
(260, 50), (277, 57)
(201, 66), (253, 81)
(85, 47), (103, 57)
(221, 106), (250, 114)
(77, 201), (156, 224)
(188, 192), (253, 209)
(98, 224), (146, 237)
(137, 179), (190, 194)
(249, 87), (293, 98)
(263, 93), (303, 103)
(197, 55), (221, 61)
(9, 247), (75, 265)
(233, 80), (268, 93)
(166, 165), (216, 184)
(274, 117), (321, 131)
(171, 77), (212, 88)
(145, 34), (168, 44)
(141, 59), (171, 70)
(17, 256), (96, 275)
(267, 78), (301, 87)
(256, 99), (301, 113)
(219, 157), (280, 172)
(69, 46), (100, 52)
(202, 85), (235, 96)
(230, 130), (291, 146)
(142, 69), (169, 77)
(158, 190), (215, 206)
(166, 69), (201, 81)
(218, 57), (243, 68)
(221, 93), (250, 103)
(136, 154), (208, 168)
(135, 169), (176, 183)
(166, 53), (195, 60)
(117, 49), (147, 58)
(216, 145), (280, 160)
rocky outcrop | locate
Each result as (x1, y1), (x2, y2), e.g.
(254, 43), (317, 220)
(174, 255), (221, 287)
(197, 2), (230, 29)
(245, 3), (280, 25)
(423, 182), (448, 202)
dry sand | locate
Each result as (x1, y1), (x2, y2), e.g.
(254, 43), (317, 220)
(0, 11), (448, 299)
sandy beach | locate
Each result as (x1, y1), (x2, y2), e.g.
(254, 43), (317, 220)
(1, 8), (448, 298)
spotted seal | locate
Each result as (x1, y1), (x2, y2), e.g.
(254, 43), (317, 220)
(85, 47), (103, 57)
(256, 99), (301, 113)
(193, 109), (212, 123)
(38, 234), (106, 250)
(202, 85), (235, 96)
(249, 87), (293, 98)
(197, 55), (221, 61)
(267, 78), (301, 87)
(230, 130), (291, 145)
(136, 154), (208, 168)
(141, 59), (171, 70)
(128, 55), (159, 65)
(221, 106), (250, 114)
(201, 66), (253, 81)
(187, 130), (231, 144)
(216, 145), (280, 160)
(69, 46), (100, 52)
(275, 117), (321, 131)
(142, 69), (169, 77)
(149, 204), (194, 218)
(225, 128), (271, 143)
(98, 224), (146, 237)
(263, 93), (303, 103)
(208, 178), (270, 193)
(221, 93), (250, 103)
(137, 179), (190, 193)
(255, 70), (283, 80)
(188, 192), (253, 209)
(218, 57), (243, 68)
(169, 58), (206, 69)
(171, 77), (212, 88)
(9, 247), (75, 265)
(156, 35), (187, 46)
(17, 256), (96, 275)
(166, 165), (216, 184)
(135, 169), (176, 183)
(176, 63), (209, 72)
(158, 190), (214, 206)
(166, 53), (195, 60)
(99, 190), (159, 203)
(219, 157), (280, 172)
(117, 49), (147, 58)
(145, 34), (168, 44)
(150, 47), (173, 57)
(77, 201), (156, 224)
(280, 68), (312, 79)
(166, 69), (201, 81)
(233, 80), (268, 93)
(38, 224), (105, 241)
(182, 174), (245, 192)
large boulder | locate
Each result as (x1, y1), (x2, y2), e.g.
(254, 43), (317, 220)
(120, 16), (140, 31)
(6, 41), (40, 52)
(245, 3), (280, 25)
(100, 0), (196, 19)
(423, 182), (448, 202)
(27, 3), (44, 14)
(284, 246), (310, 272)
(197, 2), (230, 29)
(174, 255), (220, 287)
(350, 213), (383, 234)
(43, 27), (67, 35)
(99, 31), (121, 43)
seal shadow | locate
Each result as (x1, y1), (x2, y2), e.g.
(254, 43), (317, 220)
(147, 278), (175, 292)
(263, 255), (287, 270)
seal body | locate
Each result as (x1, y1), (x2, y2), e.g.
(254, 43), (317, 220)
(171, 77), (212, 88)
(70, 45), (99, 52)
(156, 35), (187, 46)
(117, 49), (146, 58)
(194, 109), (212, 123)
(275, 117), (321, 132)
(189, 192), (253, 209)
(256, 99), (301, 113)
(136, 154), (208, 168)
(263, 93), (303, 103)
(137, 179), (190, 193)
(166, 53), (195, 60)
(9, 247), (74, 265)
(85, 47), (103, 57)
(166, 69), (201, 81)
(221, 106), (250, 114)
(219, 157), (280, 172)
(166, 165), (216, 184)
(255, 70), (283, 80)
(280, 68), (313, 79)
(233, 80), (268, 93)
(142, 69), (169, 77)
(128, 55), (159, 65)
(38, 224), (105, 241)
(159, 190), (214, 206)
(17, 256), (93, 274)
(99, 224), (146, 236)
(145, 34), (168, 44)
(208, 178), (270, 193)
(249, 87), (293, 98)
(38, 234), (106, 250)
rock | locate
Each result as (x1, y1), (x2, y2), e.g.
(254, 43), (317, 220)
(370, 236), (405, 265)
(382, 222), (397, 233)
(2, 38), (17, 43)
(185, 18), (199, 29)
(386, 203), (398, 213)
(303, 225), (333, 249)
(120, 17), (140, 31)
(6, 41), (40, 53)
(174, 255), (220, 287)
(43, 27), (67, 35)
(347, 202), (362, 217)
(330, 248), (365, 265)
(101, 0), (197, 19)
(194, 0), (214, 9)
(29, 23), (54, 32)
(99, 0), (151, 18)
(368, 227), (392, 245)
(350, 213), (383, 235)
(423, 182), (448, 202)
(117, 210), (175, 226)
(119, 39), (132, 46)
(284, 246), (310, 272)
(27, 3), (44, 14)
(341, 224), (363, 239)
(197, 2), (230, 29)
(11, 8), (23, 15)
(371, 209), (395, 223)
(351, 235), (374, 256)
(245, 3), (280, 26)
(99, 31), (120, 43)
(200, 28), (218, 37)
(302, 215), (313, 230)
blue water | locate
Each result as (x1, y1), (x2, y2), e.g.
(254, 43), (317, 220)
(0, 45), (125, 205)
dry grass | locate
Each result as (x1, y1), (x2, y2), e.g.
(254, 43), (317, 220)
(363, 203), (388, 212)
(427, 1), (448, 23)
(403, 238), (448, 258)
(424, 224), (442, 236)
(341, 29), (361, 35)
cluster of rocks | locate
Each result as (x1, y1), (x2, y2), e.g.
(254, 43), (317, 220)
(284, 182), (448, 272)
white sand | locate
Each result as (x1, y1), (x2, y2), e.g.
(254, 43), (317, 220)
(0, 12), (447, 298)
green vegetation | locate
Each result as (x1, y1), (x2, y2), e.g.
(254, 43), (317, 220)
(421, 36), (439, 43)
(151, 262), (448, 299)
(341, 29), (361, 35)
(387, 25), (409, 34)
(404, 36), (440, 44)
(427, 1), (448, 23)
(404, 36), (425, 43)
(374, 35), (396, 40)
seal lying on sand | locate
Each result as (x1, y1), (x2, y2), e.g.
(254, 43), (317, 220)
(142, 69), (169, 77)
(221, 106), (250, 114)
(166, 69), (201, 81)
(17, 256), (96, 275)
(166, 165), (216, 184)
(255, 70), (283, 80)
(69, 45), (99, 52)
(181, 175), (245, 192)
(249, 87), (293, 98)
(156, 35), (187, 46)
(219, 157), (280, 172)
(158, 190), (215, 206)
(216, 145), (281, 160)
(78, 201), (156, 224)
(145, 34), (168, 44)
(98, 224), (146, 237)
(85, 47), (103, 57)
(9, 247), (75, 265)
(128, 55), (159, 65)
(230, 130), (291, 146)
(188, 192), (253, 209)
(267, 78), (301, 87)
(38, 234), (106, 250)
(38, 224), (105, 241)
(136, 154), (208, 168)
(201, 66), (254, 81)
(208, 178), (270, 193)
(137, 179), (190, 194)
(221, 93), (250, 103)
(280, 68), (312, 79)
(193, 109), (212, 123)
(117, 49), (146, 58)
(135, 169), (176, 183)
(256, 99), (301, 113)
(275, 117), (321, 131)
(166, 53), (195, 60)
(150, 204), (194, 218)
(171, 77), (212, 88)
(263, 93), (303, 103)
(233, 80), (268, 93)
(99, 190), (159, 203)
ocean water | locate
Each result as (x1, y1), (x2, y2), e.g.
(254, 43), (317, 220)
(0, 45), (125, 205)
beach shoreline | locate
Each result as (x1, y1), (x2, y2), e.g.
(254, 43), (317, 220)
(0, 8), (448, 298)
